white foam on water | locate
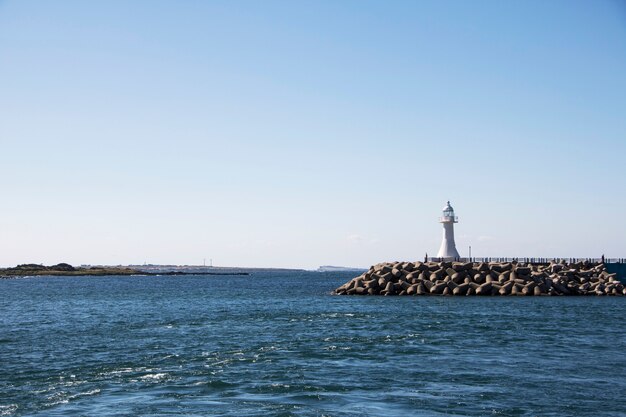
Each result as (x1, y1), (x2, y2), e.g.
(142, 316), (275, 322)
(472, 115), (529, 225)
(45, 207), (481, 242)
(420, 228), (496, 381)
(97, 366), (149, 377)
(44, 399), (69, 407)
(67, 389), (101, 400)
(140, 373), (168, 381)
(0, 404), (18, 416)
(44, 392), (70, 407)
(162, 354), (179, 359)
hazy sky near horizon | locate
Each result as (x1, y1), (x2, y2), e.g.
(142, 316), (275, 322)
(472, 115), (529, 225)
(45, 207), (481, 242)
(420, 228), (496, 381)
(1, 1), (625, 269)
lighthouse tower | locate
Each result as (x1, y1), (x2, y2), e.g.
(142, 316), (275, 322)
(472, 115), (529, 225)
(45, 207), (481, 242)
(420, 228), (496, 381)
(437, 201), (460, 260)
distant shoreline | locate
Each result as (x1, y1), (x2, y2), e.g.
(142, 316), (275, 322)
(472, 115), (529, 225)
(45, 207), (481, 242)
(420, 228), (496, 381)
(0, 263), (250, 278)
(0, 271), (251, 278)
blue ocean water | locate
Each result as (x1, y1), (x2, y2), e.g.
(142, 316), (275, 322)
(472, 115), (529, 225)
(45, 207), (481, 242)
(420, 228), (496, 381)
(1, 271), (625, 417)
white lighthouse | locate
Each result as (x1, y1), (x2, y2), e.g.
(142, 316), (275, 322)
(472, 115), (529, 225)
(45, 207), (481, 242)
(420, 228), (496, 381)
(437, 201), (460, 260)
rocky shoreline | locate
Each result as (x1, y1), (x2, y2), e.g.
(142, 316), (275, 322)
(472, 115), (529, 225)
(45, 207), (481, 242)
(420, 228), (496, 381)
(335, 260), (624, 296)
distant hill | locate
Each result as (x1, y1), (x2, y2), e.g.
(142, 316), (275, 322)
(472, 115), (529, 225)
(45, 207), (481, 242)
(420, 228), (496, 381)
(0, 263), (140, 277)
(316, 265), (368, 272)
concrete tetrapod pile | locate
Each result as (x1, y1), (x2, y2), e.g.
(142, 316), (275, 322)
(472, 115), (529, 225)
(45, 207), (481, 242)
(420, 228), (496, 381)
(334, 260), (624, 296)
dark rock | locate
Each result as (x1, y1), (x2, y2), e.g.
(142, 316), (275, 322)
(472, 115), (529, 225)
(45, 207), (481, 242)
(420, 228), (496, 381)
(416, 262), (429, 272)
(453, 283), (469, 295)
(430, 282), (446, 294)
(451, 273), (464, 285)
(447, 281), (458, 290)
(476, 282), (492, 296)
(406, 271), (419, 281)
(511, 284), (521, 296)
(499, 281), (513, 295)
(51, 263), (75, 272)
(378, 265), (392, 275)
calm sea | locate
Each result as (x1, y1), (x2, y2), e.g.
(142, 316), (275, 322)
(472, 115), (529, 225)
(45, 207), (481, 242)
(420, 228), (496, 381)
(1, 271), (625, 416)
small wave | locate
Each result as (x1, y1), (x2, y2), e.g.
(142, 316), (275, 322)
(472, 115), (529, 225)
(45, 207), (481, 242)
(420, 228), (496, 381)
(66, 389), (101, 401)
(97, 366), (148, 377)
(162, 354), (179, 359)
(140, 373), (168, 381)
(208, 359), (233, 367)
(259, 345), (278, 350)
(324, 312), (356, 318)
(204, 379), (235, 389)
(44, 392), (70, 407)
(44, 399), (69, 407)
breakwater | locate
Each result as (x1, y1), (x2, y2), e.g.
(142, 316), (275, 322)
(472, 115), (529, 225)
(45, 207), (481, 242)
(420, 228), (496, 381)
(335, 260), (624, 296)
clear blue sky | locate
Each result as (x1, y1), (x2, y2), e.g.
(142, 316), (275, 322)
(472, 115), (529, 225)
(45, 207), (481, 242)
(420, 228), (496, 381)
(1, 0), (625, 269)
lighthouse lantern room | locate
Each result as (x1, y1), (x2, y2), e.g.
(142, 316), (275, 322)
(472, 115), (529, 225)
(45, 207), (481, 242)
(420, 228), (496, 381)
(437, 201), (460, 260)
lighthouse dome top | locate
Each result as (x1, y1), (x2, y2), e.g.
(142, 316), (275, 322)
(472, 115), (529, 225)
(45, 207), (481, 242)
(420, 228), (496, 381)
(439, 201), (458, 223)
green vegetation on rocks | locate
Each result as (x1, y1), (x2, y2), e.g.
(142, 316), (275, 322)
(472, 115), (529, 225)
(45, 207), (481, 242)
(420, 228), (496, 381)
(0, 264), (143, 277)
